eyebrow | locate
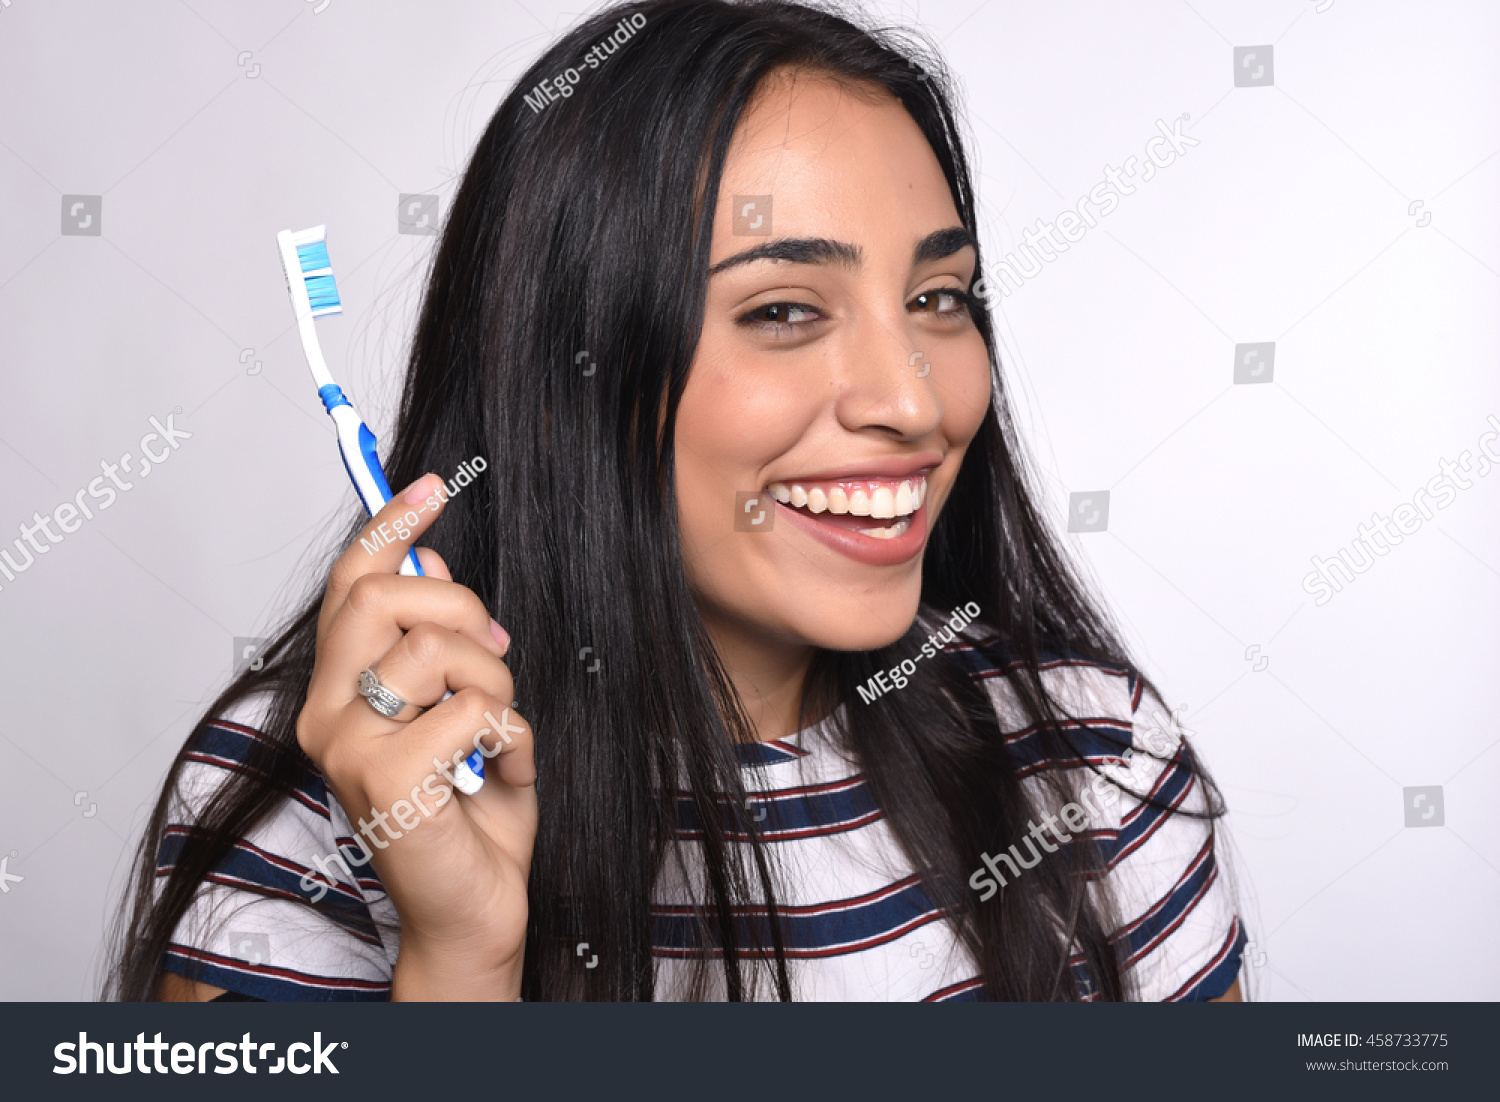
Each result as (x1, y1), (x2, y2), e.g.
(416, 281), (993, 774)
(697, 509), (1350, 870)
(707, 225), (976, 277)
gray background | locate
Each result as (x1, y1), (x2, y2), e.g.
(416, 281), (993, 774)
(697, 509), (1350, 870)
(1, 0), (1496, 1000)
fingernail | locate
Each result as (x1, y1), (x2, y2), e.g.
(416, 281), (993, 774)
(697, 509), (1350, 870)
(403, 475), (437, 505)
(490, 619), (510, 649)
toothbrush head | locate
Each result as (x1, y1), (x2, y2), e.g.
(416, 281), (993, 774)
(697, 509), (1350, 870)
(281, 224), (342, 317)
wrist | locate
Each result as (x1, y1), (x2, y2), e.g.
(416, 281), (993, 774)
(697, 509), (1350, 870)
(391, 939), (524, 1002)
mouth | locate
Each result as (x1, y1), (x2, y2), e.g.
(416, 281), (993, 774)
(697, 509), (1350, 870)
(764, 474), (928, 541)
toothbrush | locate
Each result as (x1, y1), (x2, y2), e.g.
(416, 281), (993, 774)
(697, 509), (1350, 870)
(276, 224), (486, 795)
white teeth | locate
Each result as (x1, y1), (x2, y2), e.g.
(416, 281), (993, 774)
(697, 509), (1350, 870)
(857, 517), (911, 540)
(764, 475), (928, 517)
(895, 481), (914, 514)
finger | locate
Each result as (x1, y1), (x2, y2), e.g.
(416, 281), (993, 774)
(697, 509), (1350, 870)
(425, 691), (536, 791)
(414, 547), (451, 582)
(325, 473), (450, 612)
(351, 687), (535, 808)
(322, 573), (508, 690)
(367, 622), (514, 717)
(468, 705), (536, 790)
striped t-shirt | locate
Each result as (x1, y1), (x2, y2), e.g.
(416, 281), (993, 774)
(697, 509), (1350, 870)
(158, 634), (1246, 1001)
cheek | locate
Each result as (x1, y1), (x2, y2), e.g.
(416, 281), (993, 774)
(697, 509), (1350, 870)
(937, 341), (992, 443)
(673, 353), (808, 556)
(676, 350), (810, 493)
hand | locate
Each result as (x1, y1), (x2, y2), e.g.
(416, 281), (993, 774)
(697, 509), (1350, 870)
(296, 473), (535, 1000)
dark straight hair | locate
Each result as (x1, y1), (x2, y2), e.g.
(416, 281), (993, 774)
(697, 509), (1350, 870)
(110, 0), (1223, 1001)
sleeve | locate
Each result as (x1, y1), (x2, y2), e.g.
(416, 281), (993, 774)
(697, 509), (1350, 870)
(1092, 676), (1247, 1002)
(157, 695), (399, 1001)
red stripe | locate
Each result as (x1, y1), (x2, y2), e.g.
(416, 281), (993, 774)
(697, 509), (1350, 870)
(956, 650), (1131, 680)
(182, 753), (330, 819)
(1120, 752), (1184, 827)
(922, 976), (985, 1002)
(653, 909), (946, 961)
(764, 737), (810, 758)
(1166, 916), (1243, 1002)
(165, 945), (389, 992)
(676, 807), (884, 844)
(1001, 717), (1133, 745)
(653, 873), (924, 920)
(205, 719), (273, 742)
(1110, 773), (1196, 869)
(229, 839), (366, 904)
(1115, 836), (1214, 942)
(672, 774), (866, 804)
(1124, 864), (1219, 967)
(1013, 752), (1129, 780)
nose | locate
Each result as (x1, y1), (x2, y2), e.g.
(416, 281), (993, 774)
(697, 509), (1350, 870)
(830, 308), (945, 441)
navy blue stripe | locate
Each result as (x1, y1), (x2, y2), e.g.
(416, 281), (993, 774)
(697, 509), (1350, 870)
(674, 778), (880, 841)
(157, 831), (382, 946)
(653, 877), (940, 957)
(732, 740), (806, 766)
(1070, 958), (1102, 1000)
(335, 837), (386, 894)
(1116, 840), (1217, 966)
(186, 722), (329, 816)
(1105, 758), (1196, 867)
(942, 635), (1132, 683)
(923, 977), (986, 1002)
(1003, 720), (1134, 777)
(163, 946), (390, 1002)
(1170, 918), (1248, 1002)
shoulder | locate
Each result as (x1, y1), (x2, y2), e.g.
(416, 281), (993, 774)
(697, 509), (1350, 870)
(158, 693), (397, 1001)
(940, 623), (1141, 769)
(945, 625), (1248, 1002)
(170, 693), (329, 824)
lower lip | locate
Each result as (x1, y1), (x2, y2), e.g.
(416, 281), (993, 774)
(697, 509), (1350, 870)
(773, 499), (929, 566)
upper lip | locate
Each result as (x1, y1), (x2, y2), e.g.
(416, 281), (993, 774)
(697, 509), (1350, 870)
(766, 451), (943, 484)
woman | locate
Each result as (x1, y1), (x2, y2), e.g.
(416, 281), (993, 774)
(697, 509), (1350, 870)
(112, 0), (1245, 1002)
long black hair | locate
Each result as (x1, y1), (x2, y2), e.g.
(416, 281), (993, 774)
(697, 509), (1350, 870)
(110, 0), (1224, 1001)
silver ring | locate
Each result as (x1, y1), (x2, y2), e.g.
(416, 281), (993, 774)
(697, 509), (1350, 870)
(358, 667), (410, 719)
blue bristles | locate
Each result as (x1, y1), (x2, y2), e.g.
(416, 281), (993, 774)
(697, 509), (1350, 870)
(297, 239), (331, 273)
(295, 238), (342, 317)
(304, 273), (341, 315)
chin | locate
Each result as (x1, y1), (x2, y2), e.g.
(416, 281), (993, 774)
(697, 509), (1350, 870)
(785, 584), (924, 653)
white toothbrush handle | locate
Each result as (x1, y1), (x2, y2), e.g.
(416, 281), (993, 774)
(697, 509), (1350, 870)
(324, 398), (423, 577)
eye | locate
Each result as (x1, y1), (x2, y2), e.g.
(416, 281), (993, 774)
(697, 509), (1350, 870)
(735, 300), (824, 335)
(908, 287), (970, 317)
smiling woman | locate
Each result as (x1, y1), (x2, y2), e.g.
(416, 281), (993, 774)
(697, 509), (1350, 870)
(112, 0), (1245, 1003)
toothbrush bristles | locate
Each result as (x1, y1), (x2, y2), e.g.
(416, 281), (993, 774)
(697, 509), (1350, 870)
(303, 272), (341, 315)
(292, 230), (342, 317)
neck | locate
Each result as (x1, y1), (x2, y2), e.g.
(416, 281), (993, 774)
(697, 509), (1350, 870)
(699, 611), (818, 743)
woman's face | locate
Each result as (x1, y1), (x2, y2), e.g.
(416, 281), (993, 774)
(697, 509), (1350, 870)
(675, 72), (992, 656)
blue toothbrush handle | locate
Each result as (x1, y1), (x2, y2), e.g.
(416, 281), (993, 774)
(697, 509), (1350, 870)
(321, 385), (486, 792)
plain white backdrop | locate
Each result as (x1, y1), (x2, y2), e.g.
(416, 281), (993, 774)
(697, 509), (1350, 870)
(0, 0), (1495, 1001)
